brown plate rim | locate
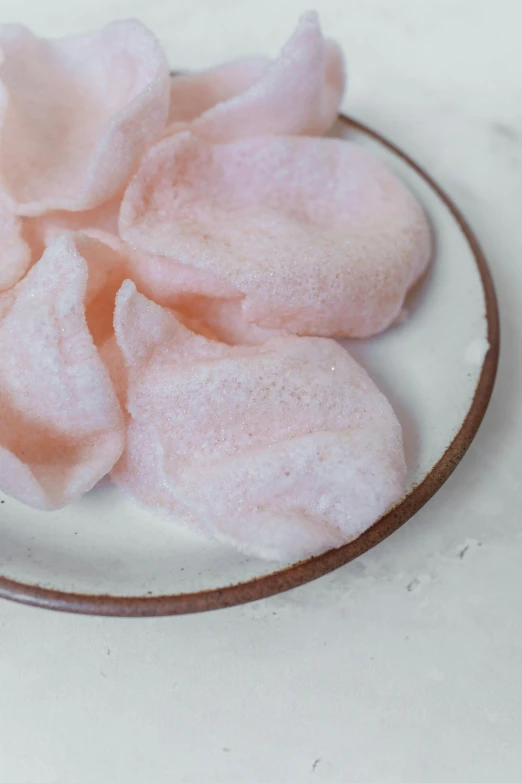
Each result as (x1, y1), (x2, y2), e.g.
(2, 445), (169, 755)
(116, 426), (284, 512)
(0, 114), (500, 617)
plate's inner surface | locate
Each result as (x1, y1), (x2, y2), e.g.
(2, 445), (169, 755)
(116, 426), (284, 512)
(0, 121), (488, 597)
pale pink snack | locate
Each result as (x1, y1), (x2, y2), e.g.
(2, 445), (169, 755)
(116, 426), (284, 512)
(111, 282), (406, 561)
(72, 233), (130, 346)
(166, 56), (269, 130)
(0, 20), (170, 216)
(3, 228), (133, 344)
(166, 11), (345, 143)
(23, 196), (123, 280)
(127, 249), (284, 343)
(0, 193), (31, 290)
(120, 132), (432, 340)
(0, 234), (125, 509)
(25, 194), (121, 251)
(0, 285), (16, 320)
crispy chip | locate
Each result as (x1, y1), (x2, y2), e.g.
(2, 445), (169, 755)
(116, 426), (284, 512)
(167, 11), (344, 143)
(167, 56), (269, 128)
(0, 20), (170, 216)
(127, 249), (285, 343)
(120, 132), (431, 339)
(0, 234), (125, 509)
(0, 193), (31, 290)
(24, 194), (121, 250)
(111, 283), (406, 560)
(73, 232), (129, 346)
(22, 195), (123, 278)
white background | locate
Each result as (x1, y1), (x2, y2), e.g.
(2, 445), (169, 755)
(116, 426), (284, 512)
(0, 1), (521, 781)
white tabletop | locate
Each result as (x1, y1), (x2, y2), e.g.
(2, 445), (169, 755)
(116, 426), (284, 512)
(0, 1), (520, 781)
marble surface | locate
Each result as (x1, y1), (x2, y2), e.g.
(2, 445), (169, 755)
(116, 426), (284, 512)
(0, 1), (520, 781)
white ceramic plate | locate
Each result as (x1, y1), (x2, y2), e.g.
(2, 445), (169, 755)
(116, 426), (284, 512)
(0, 117), (499, 616)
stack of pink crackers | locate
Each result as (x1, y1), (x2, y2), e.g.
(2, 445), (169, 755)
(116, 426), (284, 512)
(0, 12), (431, 561)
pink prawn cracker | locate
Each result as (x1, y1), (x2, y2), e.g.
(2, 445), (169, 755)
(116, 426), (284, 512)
(166, 11), (344, 143)
(120, 132), (431, 341)
(0, 234), (125, 509)
(0, 194), (31, 290)
(110, 282), (406, 561)
(0, 20), (170, 216)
